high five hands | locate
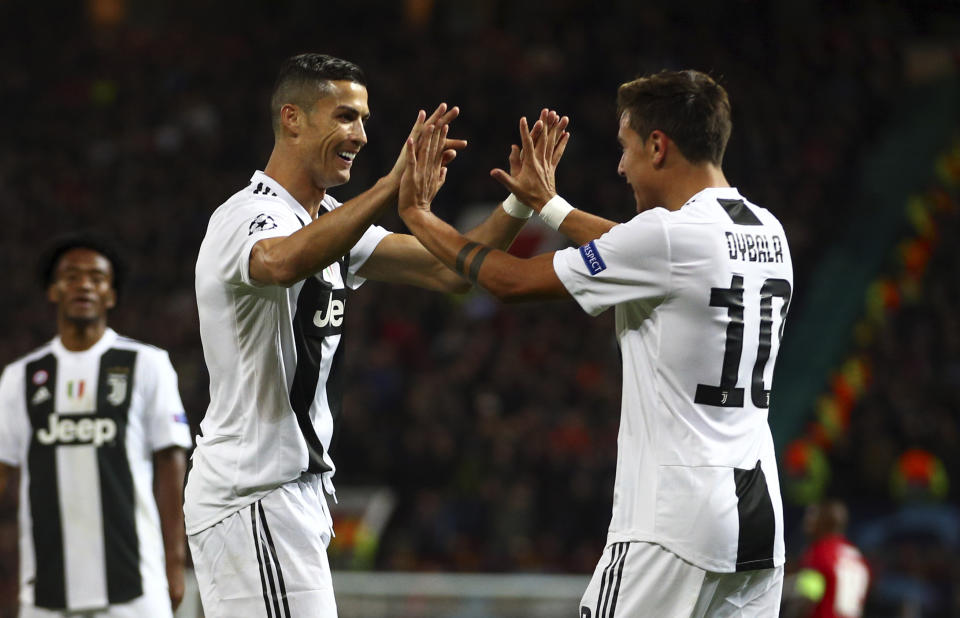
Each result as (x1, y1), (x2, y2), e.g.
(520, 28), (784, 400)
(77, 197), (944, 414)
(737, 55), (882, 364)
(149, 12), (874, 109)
(491, 109), (570, 210)
(390, 103), (466, 185)
(398, 119), (450, 217)
(398, 107), (570, 218)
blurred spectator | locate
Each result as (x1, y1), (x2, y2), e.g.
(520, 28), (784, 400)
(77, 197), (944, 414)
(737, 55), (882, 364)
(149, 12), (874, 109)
(782, 500), (871, 618)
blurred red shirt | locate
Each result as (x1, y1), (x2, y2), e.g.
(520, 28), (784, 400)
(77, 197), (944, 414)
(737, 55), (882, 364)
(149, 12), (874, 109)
(799, 534), (871, 618)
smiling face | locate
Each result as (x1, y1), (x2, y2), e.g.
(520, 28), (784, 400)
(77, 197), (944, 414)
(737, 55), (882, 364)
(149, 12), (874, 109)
(48, 248), (116, 326)
(298, 80), (370, 190)
(617, 111), (659, 213)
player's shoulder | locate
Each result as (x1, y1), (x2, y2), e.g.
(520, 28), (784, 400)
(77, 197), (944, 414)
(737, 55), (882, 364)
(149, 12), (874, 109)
(111, 333), (171, 362)
(211, 176), (290, 221)
(676, 188), (784, 229)
(1, 340), (57, 375)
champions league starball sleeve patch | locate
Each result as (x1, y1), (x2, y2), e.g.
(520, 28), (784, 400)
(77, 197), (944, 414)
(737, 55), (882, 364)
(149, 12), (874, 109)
(248, 213), (278, 235)
(579, 241), (607, 275)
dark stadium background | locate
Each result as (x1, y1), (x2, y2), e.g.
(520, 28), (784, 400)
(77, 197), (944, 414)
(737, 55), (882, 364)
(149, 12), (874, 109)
(0, 1), (957, 615)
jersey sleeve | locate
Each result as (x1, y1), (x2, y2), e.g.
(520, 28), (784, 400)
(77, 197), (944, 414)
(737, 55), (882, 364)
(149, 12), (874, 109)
(215, 200), (303, 288)
(552, 210), (672, 316)
(344, 224), (390, 289)
(139, 350), (192, 452)
(0, 363), (28, 466)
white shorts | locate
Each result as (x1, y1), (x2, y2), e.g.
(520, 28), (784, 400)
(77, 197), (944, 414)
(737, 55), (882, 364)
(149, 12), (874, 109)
(579, 541), (783, 618)
(18, 587), (172, 618)
(188, 474), (336, 618)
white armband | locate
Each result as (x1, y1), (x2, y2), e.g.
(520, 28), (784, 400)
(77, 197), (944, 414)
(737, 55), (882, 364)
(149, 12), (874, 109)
(539, 194), (574, 230)
(501, 193), (534, 219)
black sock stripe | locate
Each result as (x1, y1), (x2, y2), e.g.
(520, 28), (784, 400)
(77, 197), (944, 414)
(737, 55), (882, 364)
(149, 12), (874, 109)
(251, 504), (273, 618)
(608, 543), (629, 617)
(258, 502), (291, 618)
(596, 543), (622, 618)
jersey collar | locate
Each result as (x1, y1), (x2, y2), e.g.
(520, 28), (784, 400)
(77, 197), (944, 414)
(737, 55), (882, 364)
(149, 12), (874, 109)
(52, 327), (118, 358)
(250, 170), (314, 224)
(683, 186), (743, 208)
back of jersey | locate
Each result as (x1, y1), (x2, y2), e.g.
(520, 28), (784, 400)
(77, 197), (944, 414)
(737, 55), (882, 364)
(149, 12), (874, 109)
(638, 187), (793, 571)
(553, 186), (793, 572)
(655, 188), (793, 467)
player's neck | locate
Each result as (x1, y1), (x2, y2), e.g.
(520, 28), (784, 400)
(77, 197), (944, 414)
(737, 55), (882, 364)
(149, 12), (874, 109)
(662, 164), (729, 211)
(58, 318), (108, 352)
(264, 149), (326, 219)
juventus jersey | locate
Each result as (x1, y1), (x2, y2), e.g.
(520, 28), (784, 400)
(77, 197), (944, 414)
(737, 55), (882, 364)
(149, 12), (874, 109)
(185, 170), (389, 534)
(0, 328), (191, 611)
(553, 187), (793, 573)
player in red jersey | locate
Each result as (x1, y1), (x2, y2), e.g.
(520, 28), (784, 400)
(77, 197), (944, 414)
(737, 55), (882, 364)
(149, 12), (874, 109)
(785, 500), (871, 618)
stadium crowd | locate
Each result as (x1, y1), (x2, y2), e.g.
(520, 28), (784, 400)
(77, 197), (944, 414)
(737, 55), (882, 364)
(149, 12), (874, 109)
(0, 0), (957, 614)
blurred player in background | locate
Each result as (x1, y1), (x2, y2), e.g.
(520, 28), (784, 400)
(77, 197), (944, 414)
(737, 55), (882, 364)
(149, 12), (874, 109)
(782, 499), (871, 618)
(0, 234), (192, 617)
(399, 69), (793, 616)
(184, 53), (538, 617)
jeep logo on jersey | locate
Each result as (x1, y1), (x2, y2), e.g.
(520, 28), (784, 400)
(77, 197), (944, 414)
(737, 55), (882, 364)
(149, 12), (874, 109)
(36, 413), (118, 447)
(105, 370), (129, 406)
(313, 290), (346, 330)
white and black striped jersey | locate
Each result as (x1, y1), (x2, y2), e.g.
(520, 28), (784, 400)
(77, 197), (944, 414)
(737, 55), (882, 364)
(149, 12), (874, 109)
(184, 170), (389, 535)
(0, 328), (192, 612)
(553, 187), (793, 573)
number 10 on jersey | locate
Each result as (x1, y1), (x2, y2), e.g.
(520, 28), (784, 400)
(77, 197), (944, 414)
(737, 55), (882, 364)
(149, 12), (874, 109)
(694, 275), (791, 409)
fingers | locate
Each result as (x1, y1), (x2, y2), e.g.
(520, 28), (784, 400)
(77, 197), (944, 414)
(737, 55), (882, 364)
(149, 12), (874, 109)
(552, 129), (570, 166)
(423, 103), (448, 127)
(405, 137), (418, 167)
(406, 109), (427, 141)
(518, 116), (536, 155)
(490, 167), (519, 194)
(437, 104), (460, 128)
(442, 138), (468, 152)
(507, 144), (522, 175)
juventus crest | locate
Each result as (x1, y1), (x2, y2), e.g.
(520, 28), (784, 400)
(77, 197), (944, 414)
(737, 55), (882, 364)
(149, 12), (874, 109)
(106, 369), (129, 406)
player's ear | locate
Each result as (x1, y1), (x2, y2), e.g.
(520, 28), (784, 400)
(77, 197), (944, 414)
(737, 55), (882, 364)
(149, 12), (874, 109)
(47, 282), (60, 304)
(649, 130), (667, 167)
(280, 103), (302, 136)
(104, 287), (117, 311)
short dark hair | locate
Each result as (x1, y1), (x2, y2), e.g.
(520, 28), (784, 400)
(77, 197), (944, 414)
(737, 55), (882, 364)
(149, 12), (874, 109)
(270, 53), (367, 134)
(617, 70), (732, 166)
(39, 232), (125, 298)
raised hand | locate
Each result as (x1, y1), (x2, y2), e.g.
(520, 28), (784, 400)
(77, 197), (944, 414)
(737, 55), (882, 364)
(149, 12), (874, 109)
(398, 120), (451, 218)
(491, 108), (570, 210)
(390, 103), (467, 184)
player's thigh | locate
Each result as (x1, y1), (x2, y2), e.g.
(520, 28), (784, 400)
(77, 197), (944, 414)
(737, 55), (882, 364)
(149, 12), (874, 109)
(579, 541), (705, 618)
(691, 565), (784, 618)
(188, 485), (336, 618)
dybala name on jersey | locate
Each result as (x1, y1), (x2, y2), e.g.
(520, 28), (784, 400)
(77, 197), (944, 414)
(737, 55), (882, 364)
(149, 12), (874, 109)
(725, 231), (785, 264)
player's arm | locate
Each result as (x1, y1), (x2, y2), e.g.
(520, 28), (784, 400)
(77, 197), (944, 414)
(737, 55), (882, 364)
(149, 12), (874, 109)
(397, 122), (569, 302)
(153, 446), (187, 611)
(491, 109), (617, 245)
(356, 204), (528, 293)
(0, 462), (15, 501)
(251, 104), (467, 287)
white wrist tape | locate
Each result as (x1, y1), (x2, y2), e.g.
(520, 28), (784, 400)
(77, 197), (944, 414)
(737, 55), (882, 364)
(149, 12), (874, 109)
(539, 194), (574, 230)
(501, 193), (534, 219)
